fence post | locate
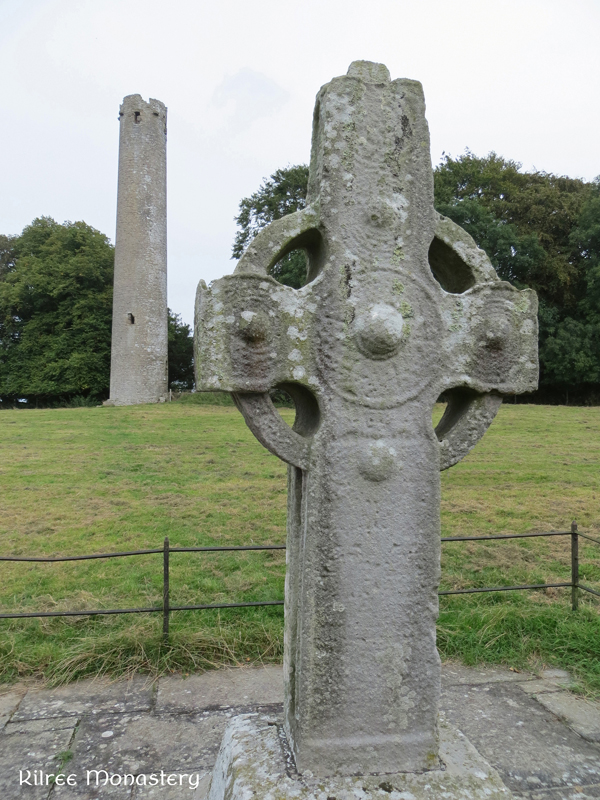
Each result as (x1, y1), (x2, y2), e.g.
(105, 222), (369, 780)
(571, 521), (579, 612)
(163, 537), (170, 641)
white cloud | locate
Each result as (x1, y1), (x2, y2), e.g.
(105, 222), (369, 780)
(212, 69), (289, 128)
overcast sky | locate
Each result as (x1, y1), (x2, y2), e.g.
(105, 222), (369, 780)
(1, 0), (599, 325)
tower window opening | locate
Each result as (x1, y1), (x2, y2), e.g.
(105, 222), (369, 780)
(134, 112), (141, 123)
(128, 313), (135, 324)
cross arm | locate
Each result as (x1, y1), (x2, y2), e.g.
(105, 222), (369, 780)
(439, 282), (538, 396)
(194, 207), (323, 469)
(434, 283), (538, 469)
(428, 215), (538, 470)
(194, 273), (319, 395)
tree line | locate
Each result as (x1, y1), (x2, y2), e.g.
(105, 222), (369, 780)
(233, 154), (600, 404)
(0, 217), (193, 407)
(1, 152), (598, 406)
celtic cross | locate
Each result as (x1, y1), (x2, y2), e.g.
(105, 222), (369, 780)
(195, 61), (538, 777)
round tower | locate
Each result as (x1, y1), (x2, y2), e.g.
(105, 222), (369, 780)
(108, 95), (168, 405)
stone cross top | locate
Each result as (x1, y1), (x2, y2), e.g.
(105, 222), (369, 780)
(195, 61), (538, 777)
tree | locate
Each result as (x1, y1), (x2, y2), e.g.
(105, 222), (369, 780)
(0, 234), (16, 281)
(168, 309), (194, 390)
(539, 315), (600, 387)
(570, 178), (600, 322)
(232, 165), (309, 288)
(541, 178), (600, 398)
(0, 218), (114, 404)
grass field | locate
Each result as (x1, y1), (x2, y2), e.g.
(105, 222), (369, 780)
(0, 399), (599, 691)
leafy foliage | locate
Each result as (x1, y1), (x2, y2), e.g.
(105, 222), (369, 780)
(571, 178), (600, 322)
(168, 310), (194, 390)
(0, 234), (17, 281)
(232, 165), (309, 288)
(0, 218), (114, 404)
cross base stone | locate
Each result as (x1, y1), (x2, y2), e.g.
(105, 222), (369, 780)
(207, 714), (513, 800)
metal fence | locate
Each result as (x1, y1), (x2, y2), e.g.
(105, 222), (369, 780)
(1, 522), (598, 640)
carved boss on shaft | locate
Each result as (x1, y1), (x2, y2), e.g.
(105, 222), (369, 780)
(195, 62), (538, 777)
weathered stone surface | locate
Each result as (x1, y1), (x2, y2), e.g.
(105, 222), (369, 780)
(132, 773), (211, 799)
(541, 669), (573, 682)
(108, 94), (168, 406)
(52, 778), (132, 799)
(0, 725), (77, 800)
(156, 666), (283, 713)
(195, 61), (538, 777)
(524, 788), (600, 799)
(442, 682), (600, 793)
(207, 713), (513, 800)
(62, 711), (227, 775)
(519, 680), (565, 695)
(535, 692), (600, 743)
(2, 667), (599, 800)
(4, 717), (80, 735)
(0, 688), (26, 730)
(12, 676), (153, 721)
(442, 663), (535, 687)
(517, 671), (574, 696)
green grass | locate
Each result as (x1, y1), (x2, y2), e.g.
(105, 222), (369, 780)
(0, 402), (599, 690)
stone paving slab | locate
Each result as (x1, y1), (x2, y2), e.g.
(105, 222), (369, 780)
(541, 670), (573, 682)
(64, 711), (228, 776)
(518, 670), (575, 697)
(155, 666), (283, 714)
(520, 786), (600, 799)
(47, 712), (227, 800)
(520, 680), (568, 695)
(13, 676), (153, 722)
(0, 687), (27, 730)
(0, 724), (77, 800)
(49, 771), (213, 800)
(1, 664), (599, 799)
(4, 717), (80, 735)
(442, 663), (535, 687)
(132, 773), (211, 799)
(535, 693), (600, 743)
(442, 682), (600, 794)
(52, 778), (133, 799)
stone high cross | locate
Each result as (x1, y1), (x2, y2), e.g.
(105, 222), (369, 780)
(195, 62), (538, 777)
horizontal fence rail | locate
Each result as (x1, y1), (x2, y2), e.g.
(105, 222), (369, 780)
(1, 522), (598, 638)
(0, 544), (287, 563)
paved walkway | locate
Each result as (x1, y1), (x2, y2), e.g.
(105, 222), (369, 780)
(1, 664), (599, 799)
